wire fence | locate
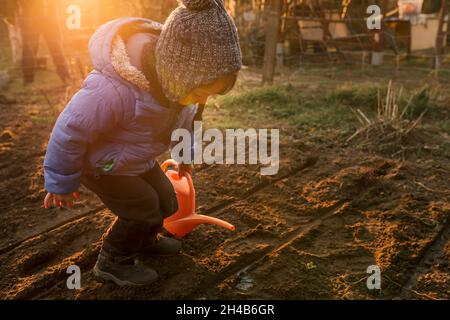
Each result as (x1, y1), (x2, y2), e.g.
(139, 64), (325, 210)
(1, 1), (450, 82)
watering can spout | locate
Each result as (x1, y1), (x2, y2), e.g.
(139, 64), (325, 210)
(161, 160), (235, 238)
(193, 215), (236, 231)
(165, 215), (235, 238)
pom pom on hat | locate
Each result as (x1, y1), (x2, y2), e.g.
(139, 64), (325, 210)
(178, 0), (215, 11)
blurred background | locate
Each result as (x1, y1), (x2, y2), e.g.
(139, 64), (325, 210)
(0, 0), (449, 86)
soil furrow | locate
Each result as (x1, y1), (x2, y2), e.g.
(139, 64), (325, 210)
(398, 217), (450, 299)
(196, 201), (346, 299)
(0, 156), (317, 257)
(0, 205), (106, 255)
(19, 156), (319, 299)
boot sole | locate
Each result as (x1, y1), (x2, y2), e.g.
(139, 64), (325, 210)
(93, 264), (158, 287)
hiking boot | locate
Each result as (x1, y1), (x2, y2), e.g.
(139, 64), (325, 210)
(137, 234), (182, 257)
(93, 249), (158, 287)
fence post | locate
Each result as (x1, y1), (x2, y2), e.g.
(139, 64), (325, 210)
(262, 0), (282, 85)
(371, 0), (388, 65)
(433, 0), (448, 70)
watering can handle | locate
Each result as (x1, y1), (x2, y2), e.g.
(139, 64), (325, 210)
(161, 159), (179, 172)
(161, 159), (196, 210)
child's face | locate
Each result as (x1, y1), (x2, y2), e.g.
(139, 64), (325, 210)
(179, 77), (233, 106)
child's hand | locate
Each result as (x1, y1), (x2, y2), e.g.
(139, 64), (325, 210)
(178, 163), (193, 177)
(44, 192), (80, 209)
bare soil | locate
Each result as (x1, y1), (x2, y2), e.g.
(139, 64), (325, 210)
(0, 79), (449, 300)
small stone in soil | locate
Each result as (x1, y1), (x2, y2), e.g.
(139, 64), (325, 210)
(0, 130), (14, 142)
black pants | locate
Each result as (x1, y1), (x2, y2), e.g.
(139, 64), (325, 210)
(81, 163), (178, 256)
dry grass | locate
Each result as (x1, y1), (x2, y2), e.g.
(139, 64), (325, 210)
(346, 80), (429, 143)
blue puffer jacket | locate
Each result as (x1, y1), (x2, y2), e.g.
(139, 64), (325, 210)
(44, 18), (197, 195)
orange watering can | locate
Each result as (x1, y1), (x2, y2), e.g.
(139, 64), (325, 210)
(161, 159), (235, 238)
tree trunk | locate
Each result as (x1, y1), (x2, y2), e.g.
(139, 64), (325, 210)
(3, 16), (23, 65)
(262, 0), (282, 84)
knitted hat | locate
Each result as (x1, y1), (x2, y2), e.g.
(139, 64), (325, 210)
(155, 0), (242, 102)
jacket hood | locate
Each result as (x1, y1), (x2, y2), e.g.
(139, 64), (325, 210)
(88, 17), (162, 88)
(111, 35), (151, 92)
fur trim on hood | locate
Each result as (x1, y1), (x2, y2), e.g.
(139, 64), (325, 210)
(111, 35), (151, 92)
